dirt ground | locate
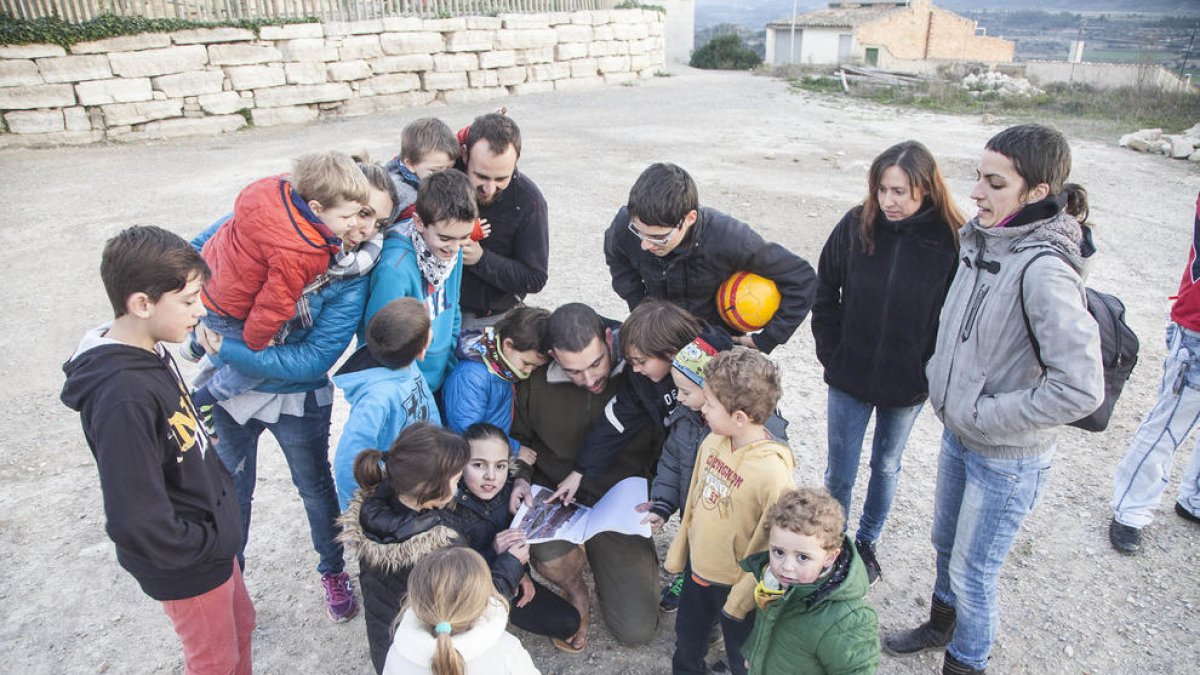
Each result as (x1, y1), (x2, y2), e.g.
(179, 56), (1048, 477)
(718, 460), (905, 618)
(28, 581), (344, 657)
(2, 67), (1198, 674)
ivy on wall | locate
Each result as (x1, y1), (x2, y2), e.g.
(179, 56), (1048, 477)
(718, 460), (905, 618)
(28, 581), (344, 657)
(0, 13), (320, 48)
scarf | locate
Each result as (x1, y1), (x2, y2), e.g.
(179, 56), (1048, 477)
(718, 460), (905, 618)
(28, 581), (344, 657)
(404, 220), (457, 291)
(465, 327), (530, 383)
(997, 191), (1067, 229)
(273, 231), (385, 344)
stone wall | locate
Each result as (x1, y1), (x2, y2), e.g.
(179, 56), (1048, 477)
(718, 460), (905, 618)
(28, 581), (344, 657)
(1026, 61), (1195, 94)
(0, 9), (664, 146)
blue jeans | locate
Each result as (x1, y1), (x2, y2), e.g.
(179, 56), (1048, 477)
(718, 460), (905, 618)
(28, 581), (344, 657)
(824, 386), (924, 543)
(931, 429), (1053, 670)
(1112, 321), (1200, 527)
(193, 313), (264, 403)
(212, 391), (344, 576)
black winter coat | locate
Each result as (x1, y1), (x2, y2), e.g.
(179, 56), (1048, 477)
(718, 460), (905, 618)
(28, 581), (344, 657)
(811, 205), (958, 407)
(604, 205), (816, 353)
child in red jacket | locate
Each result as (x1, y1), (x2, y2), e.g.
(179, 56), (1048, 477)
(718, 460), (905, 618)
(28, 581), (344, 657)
(186, 151), (371, 415)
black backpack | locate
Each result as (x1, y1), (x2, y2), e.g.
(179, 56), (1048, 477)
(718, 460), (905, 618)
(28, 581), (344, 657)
(1019, 251), (1140, 432)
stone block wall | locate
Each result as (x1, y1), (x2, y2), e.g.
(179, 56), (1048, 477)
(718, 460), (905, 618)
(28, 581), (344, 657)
(0, 9), (665, 145)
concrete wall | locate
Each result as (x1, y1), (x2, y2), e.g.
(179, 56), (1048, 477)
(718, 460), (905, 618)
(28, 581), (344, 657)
(1025, 60), (1195, 93)
(660, 0), (693, 65)
(0, 9), (665, 146)
(765, 26), (847, 66)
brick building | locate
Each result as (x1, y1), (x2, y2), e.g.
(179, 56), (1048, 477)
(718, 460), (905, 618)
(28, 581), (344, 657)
(765, 0), (1013, 71)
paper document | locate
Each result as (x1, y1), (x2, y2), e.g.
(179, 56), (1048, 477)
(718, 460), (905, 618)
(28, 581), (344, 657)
(511, 476), (651, 544)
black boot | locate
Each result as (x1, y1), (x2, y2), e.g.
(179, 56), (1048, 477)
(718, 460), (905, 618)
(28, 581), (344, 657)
(942, 651), (985, 674)
(883, 595), (956, 655)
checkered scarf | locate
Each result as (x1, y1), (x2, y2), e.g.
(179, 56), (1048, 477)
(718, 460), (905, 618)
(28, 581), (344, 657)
(273, 231), (385, 344)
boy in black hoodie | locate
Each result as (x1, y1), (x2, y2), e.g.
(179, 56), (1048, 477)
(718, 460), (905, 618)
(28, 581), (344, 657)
(61, 226), (253, 674)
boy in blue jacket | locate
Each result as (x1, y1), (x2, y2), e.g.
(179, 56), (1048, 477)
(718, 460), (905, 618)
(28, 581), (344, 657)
(333, 297), (438, 510)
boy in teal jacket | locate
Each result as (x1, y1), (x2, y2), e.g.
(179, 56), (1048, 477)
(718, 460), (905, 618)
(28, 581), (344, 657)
(740, 487), (879, 675)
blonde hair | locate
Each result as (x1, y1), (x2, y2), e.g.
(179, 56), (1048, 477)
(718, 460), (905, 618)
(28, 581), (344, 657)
(704, 347), (782, 424)
(403, 548), (508, 675)
(767, 487), (845, 552)
(289, 150), (371, 209)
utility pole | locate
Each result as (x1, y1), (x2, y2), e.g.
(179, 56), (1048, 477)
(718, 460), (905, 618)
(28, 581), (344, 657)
(790, 0), (798, 65)
(1180, 23), (1197, 78)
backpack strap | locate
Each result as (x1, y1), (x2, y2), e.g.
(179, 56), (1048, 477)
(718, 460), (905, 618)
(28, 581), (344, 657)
(1018, 250), (1072, 369)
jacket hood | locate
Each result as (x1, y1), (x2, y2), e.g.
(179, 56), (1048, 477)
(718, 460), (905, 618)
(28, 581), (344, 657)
(965, 208), (1087, 271)
(740, 534), (868, 608)
(61, 325), (165, 412)
(336, 482), (459, 572)
(332, 346), (415, 403)
(739, 438), (794, 466)
(389, 598), (509, 665)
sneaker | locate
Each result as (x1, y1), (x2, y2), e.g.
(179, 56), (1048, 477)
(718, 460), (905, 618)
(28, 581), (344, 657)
(659, 573), (684, 613)
(855, 538), (882, 586)
(1108, 518), (1141, 554)
(322, 572), (358, 622)
(196, 402), (217, 437)
(179, 339), (205, 363)
(1175, 501), (1200, 525)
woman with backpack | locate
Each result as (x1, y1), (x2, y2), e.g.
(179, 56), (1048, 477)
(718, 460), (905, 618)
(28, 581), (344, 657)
(883, 124), (1104, 675)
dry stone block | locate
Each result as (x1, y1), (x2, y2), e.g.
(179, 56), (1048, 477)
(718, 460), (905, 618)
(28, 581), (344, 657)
(72, 34), (171, 54)
(627, 39), (650, 55)
(110, 46), (208, 78)
(529, 63), (570, 82)
(467, 17), (502, 30)
(0, 44), (65, 59)
(496, 66), (526, 86)
(338, 90), (434, 117)
(171, 28), (255, 45)
(479, 51), (517, 69)
(1167, 135), (1196, 159)
(629, 54), (650, 72)
(570, 11), (593, 25)
(593, 25), (614, 41)
(556, 25), (592, 43)
(433, 53), (478, 73)
(370, 54), (433, 73)
(591, 10), (612, 24)
(254, 82), (351, 108)
(152, 70), (224, 97)
(510, 81), (554, 96)
(142, 114), (245, 138)
(381, 17), (423, 32)
(556, 43), (588, 61)
(380, 32), (444, 55)
(285, 62), (327, 85)
(442, 87), (508, 105)
(468, 70), (500, 88)
(599, 55), (631, 73)
(68, 79), (136, 107)
(495, 29), (558, 51)
(548, 12), (573, 26)
(36, 55), (111, 83)
(63, 106), (91, 131)
(359, 73), (420, 97)
(555, 77), (602, 92)
(613, 23), (650, 41)
(4, 109), (64, 134)
(603, 71), (637, 86)
(0, 83), (75, 109)
(445, 31), (495, 53)
(422, 18), (468, 32)
(101, 99), (183, 126)
(339, 36), (383, 60)
(259, 24), (324, 40)
(569, 58), (598, 78)
(515, 48), (554, 65)
(328, 60), (372, 81)
(208, 44), (282, 66)
(422, 71), (468, 91)
(612, 9), (643, 23)
(278, 39), (339, 63)
(198, 91), (249, 115)
(0, 60), (42, 87)
(649, 22), (663, 36)
(325, 20), (384, 37)
(227, 65), (286, 91)
(500, 13), (550, 30)
(252, 105), (318, 127)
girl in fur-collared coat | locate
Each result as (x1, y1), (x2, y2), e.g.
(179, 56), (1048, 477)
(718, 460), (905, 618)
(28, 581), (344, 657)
(338, 423), (528, 674)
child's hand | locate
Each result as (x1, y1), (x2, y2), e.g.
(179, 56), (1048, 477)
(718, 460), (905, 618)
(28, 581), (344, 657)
(510, 478), (533, 513)
(493, 528), (529, 561)
(461, 238), (484, 265)
(731, 334), (758, 349)
(515, 574), (536, 608)
(196, 324), (223, 354)
(635, 501), (665, 531)
(546, 471), (582, 506)
(475, 218), (492, 241)
(517, 445), (537, 465)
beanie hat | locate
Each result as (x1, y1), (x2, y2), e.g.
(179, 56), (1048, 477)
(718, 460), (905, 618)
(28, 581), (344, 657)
(672, 337), (718, 386)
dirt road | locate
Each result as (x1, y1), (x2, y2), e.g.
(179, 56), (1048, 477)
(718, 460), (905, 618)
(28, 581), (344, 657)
(2, 67), (1197, 674)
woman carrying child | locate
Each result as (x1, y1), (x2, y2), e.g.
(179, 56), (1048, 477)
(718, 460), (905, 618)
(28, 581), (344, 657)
(338, 422), (529, 674)
(811, 140), (964, 584)
(885, 124), (1103, 674)
(383, 547), (540, 675)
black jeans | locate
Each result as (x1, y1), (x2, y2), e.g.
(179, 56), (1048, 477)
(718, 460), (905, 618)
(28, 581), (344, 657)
(672, 572), (755, 675)
(510, 578), (582, 640)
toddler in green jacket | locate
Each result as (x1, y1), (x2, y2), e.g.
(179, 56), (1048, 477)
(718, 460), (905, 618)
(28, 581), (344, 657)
(740, 487), (880, 675)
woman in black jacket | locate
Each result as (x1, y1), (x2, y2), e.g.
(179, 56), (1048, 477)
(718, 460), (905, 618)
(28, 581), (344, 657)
(810, 140), (964, 585)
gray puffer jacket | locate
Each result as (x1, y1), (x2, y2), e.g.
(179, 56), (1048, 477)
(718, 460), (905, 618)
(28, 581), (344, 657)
(926, 209), (1103, 458)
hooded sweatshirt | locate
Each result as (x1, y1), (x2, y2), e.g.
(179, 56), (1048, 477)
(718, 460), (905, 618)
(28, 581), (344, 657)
(382, 597), (540, 675)
(60, 327), (242, 601)
(664, 433), (797, 620)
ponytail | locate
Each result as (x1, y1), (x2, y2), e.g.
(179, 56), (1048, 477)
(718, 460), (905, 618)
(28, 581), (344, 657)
(352, 422), (469, 500)
(1064, 182), (1089, 226)
(404, 548), (506, 675)
(430, 629), (466, 675)
(353, 448), (387, 489)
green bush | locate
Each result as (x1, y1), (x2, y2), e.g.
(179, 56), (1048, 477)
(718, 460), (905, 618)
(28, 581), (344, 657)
(0, 13), (319, 47)
(690, 34), (761, 70)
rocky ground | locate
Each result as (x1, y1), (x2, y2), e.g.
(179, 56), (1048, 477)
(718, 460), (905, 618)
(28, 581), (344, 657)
(1, 67), (1197, 674)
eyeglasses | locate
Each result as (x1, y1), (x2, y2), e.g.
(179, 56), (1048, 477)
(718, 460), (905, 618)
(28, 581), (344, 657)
(627, 219), (681, 246)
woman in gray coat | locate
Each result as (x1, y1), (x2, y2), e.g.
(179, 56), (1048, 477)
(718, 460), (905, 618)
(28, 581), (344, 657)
(884, 124), (1104, 675)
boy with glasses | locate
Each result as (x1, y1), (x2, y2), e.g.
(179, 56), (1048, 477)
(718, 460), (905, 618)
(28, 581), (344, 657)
(604, 162), (817, 354)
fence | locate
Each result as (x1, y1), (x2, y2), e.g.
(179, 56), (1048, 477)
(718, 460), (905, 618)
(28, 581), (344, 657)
(1, 0), (619, 23)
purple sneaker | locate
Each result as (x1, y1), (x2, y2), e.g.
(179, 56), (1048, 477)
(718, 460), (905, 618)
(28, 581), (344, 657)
(321, 572), (358, 623)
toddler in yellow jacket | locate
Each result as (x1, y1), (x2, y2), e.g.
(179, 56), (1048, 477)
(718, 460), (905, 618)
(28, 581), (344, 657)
(664, 347), (797, 675)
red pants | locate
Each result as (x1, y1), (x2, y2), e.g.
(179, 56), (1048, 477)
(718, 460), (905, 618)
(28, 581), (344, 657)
(161, 560), (255, 675)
